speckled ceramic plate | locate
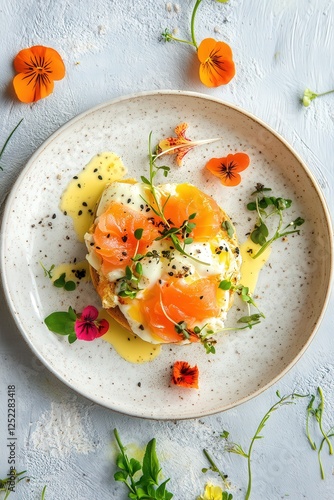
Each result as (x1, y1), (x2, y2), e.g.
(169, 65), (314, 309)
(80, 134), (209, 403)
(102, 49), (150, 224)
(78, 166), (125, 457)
(1, 91), (332, 419)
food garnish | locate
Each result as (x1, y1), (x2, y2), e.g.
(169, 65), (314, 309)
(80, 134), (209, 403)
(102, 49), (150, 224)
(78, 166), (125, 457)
(162, 0), (235, 88)
(205, 153), (250, 187)
(113, 428), (173, 500)
(157, 122), (221, 166)
(0, 119), (23, 171)
(171, 361), (199, 389)
(13, 45), (65, 103)
(40, 262), (76, 291)
(247, 183), (305, 259)
(306, 386), (334, 479)
(302, 87), (334, 107)
(224, 390), (307, 500)
(197, 482), (233, 500)
(44, 305), (109, 343)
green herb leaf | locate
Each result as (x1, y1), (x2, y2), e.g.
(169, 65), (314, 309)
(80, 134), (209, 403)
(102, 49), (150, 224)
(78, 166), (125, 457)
(64, 280), (76, 291)
(142, 438), (161, 484)
(44, 310), (76, 335)
(53, 273), (66, 288)
(134, 228), (144, 240)
(222, 220), (235, 238)
(219, 280), (232, 290)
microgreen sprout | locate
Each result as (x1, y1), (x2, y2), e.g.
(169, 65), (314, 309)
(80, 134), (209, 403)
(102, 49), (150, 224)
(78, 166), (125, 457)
(140, 132), (212, 266)
(53, 272), (76, 291)
(305, 386), (334, 479)
(225, 390), (308, 500)
(117, 228), (145, 299)
(0, 119), (23, 171)
(113, 428), (173, 500)
(40, 262), (55, 279)
(218, 280), (265, 330)
(247, 184), (305, 259)
(40, 262), (76, 291)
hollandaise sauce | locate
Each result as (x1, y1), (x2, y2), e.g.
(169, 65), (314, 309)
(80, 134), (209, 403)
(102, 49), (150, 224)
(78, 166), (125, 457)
(98, 310), (161, 363)
(60, 152), (127, 241)
(240, 237), (271, 293)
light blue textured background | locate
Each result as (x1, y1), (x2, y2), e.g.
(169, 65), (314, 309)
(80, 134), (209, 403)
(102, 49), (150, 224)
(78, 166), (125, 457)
(1, 1), (334, 498)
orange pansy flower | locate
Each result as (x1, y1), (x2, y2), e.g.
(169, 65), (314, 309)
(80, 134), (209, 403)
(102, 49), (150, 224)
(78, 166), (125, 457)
(158, 122), (194, 166)
(205, 153), (250, 187)
(198, 38), (235, 88)
(13, 45), (65, 103)
(172, 361), (199, 389)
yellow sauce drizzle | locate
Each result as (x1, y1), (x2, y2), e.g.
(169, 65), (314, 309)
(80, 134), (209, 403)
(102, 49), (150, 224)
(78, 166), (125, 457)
(240, 237), (271, 294)
(51, 260), (90, 283)
(60, 152), (127, 241)
(99, 310), (161, 363)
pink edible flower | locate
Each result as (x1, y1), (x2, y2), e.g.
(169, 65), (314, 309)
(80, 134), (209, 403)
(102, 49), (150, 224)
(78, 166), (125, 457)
(74, 305), (109, 341)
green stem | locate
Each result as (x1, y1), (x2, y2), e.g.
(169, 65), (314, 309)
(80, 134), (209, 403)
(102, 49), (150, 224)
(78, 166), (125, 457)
(306, 395), (317, 450)
(113, 429), (138, 494)
(317, 89), (334, 97)
(317, 387), (333, 455)
(0, 119), (23, 170)
(203, 449), (229, 486)
(165, 34), (196, 47)
(190, 0), (203, 48)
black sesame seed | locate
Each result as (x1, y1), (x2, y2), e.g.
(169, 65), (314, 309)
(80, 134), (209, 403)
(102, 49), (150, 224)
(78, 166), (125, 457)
(96, 246), (101, 250)
(52, 213), (56, 219)
(94, 168), (98, 172)
(121, 235), (128, 242)
(78, 210), (83, 216)
(82, 202), (88, 207)
(98, 175), (103, 180)
(122, 251), (127, 256)
(139, 324), (144, 330)
(73, 175), (78, 179)
(77, 183), (81, 188)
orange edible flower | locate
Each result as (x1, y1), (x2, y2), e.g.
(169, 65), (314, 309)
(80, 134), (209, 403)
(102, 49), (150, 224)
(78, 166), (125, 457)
(158, 122), (194, 166)
(198, 38), (235, 88)
(13, 45), (65, 103)
(172, 361), (199, 389)
(205, 152), (250, 187)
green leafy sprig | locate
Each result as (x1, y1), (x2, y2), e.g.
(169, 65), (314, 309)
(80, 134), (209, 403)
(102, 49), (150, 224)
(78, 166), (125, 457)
(44, 306), (77, 343)
(113, 428), (173, 500)
(225, 390), (307, 500)
(247, 184), (305, 259)
(305, 386), (334, 479)
(117, 228), (145, 299)
(0, 119), (23, 171)
(40, 262), (76, 291)
(218, 280), (265, 330)
(140, 133), (210, 266)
